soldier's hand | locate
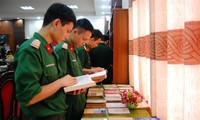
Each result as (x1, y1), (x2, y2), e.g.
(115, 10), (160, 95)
(91, 67), (104, 73)
(59, 74), (77, 87)
(92, 74), (107, 83)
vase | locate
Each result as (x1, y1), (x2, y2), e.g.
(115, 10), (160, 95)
(126, 103), (137, 109)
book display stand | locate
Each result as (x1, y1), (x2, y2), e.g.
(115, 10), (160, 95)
(81, 84), (154, 120)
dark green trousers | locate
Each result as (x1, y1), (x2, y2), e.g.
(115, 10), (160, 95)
(65, 93), (86, 120)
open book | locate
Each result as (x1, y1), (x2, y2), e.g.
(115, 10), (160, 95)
(89, 70), (107, 79)
(63, 75), (96, 93)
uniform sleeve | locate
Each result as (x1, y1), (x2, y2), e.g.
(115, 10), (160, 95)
(84, 51), (91, 69)
(14, 48), (42, 106)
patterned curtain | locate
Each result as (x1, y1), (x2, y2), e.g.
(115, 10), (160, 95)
(129, 0), (200, 120)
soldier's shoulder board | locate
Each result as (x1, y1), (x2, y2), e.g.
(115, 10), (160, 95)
(62, 43), (68, 50)
(30, 39), (41, 49)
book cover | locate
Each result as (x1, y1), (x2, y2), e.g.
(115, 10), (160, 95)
(87, 88), (104, 98)
(103, 84), (119, 90)
(108, 117), (133, 120)
(89, 70), (107, 79)
(83, 108), (107, 116)
(134, 118), (160, 120)
(108, 108), (130, 115)
(105, 96), (121, 102)
(88, 87), (104, 91)
(86, 103), (106, 108)
(106, 102), (126, 108)
(86, 98), (106, 103)
(87, 91), (104, 98)
(63, 75), (96, 93)
(105, 94), (121, 98)
(104, 90), (120, 94)
(81, 118), (107, 120)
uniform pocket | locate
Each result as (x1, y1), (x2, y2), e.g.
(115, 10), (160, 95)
(44, 63), (57, 76)
(42, 64), (59, 84)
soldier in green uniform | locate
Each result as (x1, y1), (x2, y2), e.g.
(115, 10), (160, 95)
(14, 3), (77, 120)
(55, 18), (94, 120)
(89, 35), (113, 84)
(77, 29), (104, 75)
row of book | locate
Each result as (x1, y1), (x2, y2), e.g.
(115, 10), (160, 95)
(82, 84), (154, 120)
(84, 84), (131, 118)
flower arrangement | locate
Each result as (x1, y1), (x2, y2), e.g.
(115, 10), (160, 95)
(121, 89), (144, 108)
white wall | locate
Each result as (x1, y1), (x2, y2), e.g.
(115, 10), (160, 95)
(25, 16), (107, 39)
(25, 19), (43, 39)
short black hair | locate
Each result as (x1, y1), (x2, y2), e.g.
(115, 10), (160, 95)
(91, 29), (103, 41)
(74, 18), (94, 34)
(102, 35), (109, 41)
(43, 3), (76, 27)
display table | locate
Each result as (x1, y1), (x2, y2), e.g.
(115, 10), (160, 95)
(82, 84), (151, 119)
(82, 109), (151, 119)
(130, 109), (151, 118)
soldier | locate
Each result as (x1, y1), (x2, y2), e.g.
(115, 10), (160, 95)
(14, 3), (77, 120)
(89, 35), (113, 84)
(55, 18), (93, 120)
(77, 29), (104, 74)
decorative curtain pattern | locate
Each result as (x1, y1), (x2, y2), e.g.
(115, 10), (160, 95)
(129, 0), (200, 120)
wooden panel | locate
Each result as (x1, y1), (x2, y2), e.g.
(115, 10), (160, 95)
(0, 20), (25, 53)
(113, 9), (129, 84)
(0, 21), (14, 52)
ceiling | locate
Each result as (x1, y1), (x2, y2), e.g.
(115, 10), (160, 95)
(0, 0), (112, 20)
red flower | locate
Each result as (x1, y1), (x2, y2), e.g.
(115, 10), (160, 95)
(121, 89), (144, 105)
(69, 44), (74, 52)
(45, 44), (52, 54)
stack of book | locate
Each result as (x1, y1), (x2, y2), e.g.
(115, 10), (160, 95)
(87, 87), (104, 99)
(83, 85), (107, 117)
(103, 84), (120, 94)
(86, 86), (106, 108)
(86, 98), (106, 108)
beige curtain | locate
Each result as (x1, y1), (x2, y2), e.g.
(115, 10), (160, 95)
(129, 0), (200, 120)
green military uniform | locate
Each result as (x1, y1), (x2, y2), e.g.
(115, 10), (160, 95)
(55, 40), (86, 120)
(77, 45), (91, 69)
(89, 43), (113, 84)
(14, 32), (67, 119)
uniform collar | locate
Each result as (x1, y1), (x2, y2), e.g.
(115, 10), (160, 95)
(33, 32), (48, 45)
(33, 32), (54, 54)
(64, 40), (76, 53)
